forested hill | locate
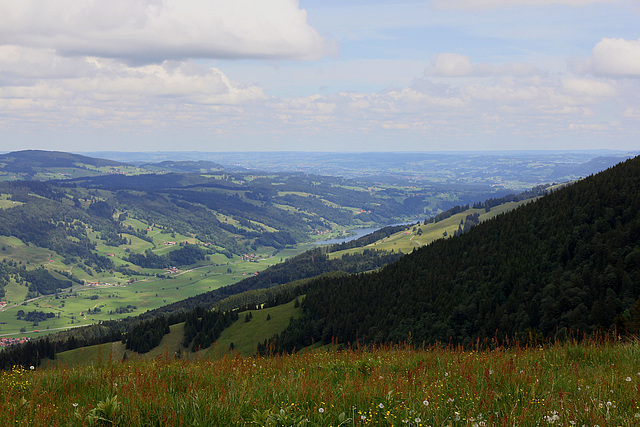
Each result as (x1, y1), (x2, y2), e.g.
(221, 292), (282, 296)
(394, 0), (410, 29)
(0, 150), (124, 168)
(272, 156), (640, 350)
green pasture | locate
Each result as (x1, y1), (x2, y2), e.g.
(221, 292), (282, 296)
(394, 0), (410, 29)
(206, 298), (303, 357)
(46, 298), (302, 367)
(46, 341), (119, 368)
(330, 200), (534, 258)
(46, 323), (186, 368)
(0, 194), (23, 209)
(0, 242), (305, 338)
(0, 236), (60, 267)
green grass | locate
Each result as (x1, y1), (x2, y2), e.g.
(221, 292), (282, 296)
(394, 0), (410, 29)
(3, 279), (28, 305)
(46, 323), (187, 368)
(206, 299), (303, 357)
(46, 341), (118, 368)
(4, 339), (640, 425)
(330, 200), (534, 258)
(0, 236), (58, 267)
(0, 242), (305, 338)
(0, 194), (23, 209)
(45, 300), (301, 366)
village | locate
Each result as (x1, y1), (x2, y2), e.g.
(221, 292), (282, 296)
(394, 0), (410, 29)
(0, 336), (30, 348)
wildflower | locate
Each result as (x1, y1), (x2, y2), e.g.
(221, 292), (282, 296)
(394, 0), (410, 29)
(545, 412), (560, 424)
(448, 398), (454, 403)
(415, 417), (421, 423)
(360, 415), (366, 420)
(634, 413), (640, 418)
(379, 403), (384, 409)
(72, 403), (79, 407)
(626, 377), (632, 382)
(318, 407), (325, 413)
(29, 366), (35, 370)
(423, 400), (429, 406)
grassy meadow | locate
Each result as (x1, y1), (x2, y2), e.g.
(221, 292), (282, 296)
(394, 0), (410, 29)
(44, 298), (303, 368)
(329, 202), (534, 258)
(3, 339), (640, 425)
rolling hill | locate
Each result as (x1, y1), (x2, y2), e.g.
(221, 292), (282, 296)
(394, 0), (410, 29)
(268, 156), (640, 351)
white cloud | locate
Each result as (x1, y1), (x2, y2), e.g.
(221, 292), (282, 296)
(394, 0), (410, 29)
(0, 0), (333, 63)
(428, 54), (473, 77)
(431, 0), (616, 10)
(583, 38), (640, 77)
(427, 53), (539, 78)
(562, 78), (617, 98)
(0, 56), (267, 133)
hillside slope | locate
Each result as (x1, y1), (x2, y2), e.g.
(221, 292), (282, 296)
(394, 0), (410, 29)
(272, 157), (640, 349)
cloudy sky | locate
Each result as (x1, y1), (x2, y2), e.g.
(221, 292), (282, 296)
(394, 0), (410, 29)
(1, 0), (639, 152)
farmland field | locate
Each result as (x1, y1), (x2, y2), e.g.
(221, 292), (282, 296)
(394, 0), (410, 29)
(0, 240), (312, 339)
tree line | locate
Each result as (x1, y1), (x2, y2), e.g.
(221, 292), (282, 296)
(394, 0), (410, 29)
(265, 156), (640, 351)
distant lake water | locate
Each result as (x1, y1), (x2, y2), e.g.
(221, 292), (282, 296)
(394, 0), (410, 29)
(314, 222), (416, 246)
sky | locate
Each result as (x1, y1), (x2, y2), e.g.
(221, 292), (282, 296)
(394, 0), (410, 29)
(1, 0), (639, 152)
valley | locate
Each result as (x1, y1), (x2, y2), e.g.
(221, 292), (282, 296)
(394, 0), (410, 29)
(0, 149), (639, 424)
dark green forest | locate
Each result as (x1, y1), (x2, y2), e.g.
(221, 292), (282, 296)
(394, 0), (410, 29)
(268, 157), (640, 351)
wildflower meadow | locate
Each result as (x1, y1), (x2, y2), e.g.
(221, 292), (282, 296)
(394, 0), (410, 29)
(2, 339), (640, 426)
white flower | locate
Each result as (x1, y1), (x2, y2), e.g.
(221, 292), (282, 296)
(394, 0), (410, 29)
(455, 411), (460, 421)
(318, 407), (324, 413)
(448, 398), (454, 403)
(626, 377), (632, 382)
(360, 415), (366, 420)
(415, 418), (421, 423)
(72, 403), (79, 407)
(545, 413), (560, 424)
(634, 413), (640, 418)
(378, 403), (384, 409)
(29, 366), (35, 370)
(423, 400), (429, 406)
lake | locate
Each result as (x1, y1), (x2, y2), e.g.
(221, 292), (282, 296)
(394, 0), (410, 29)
(314, 222), (416, 246)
